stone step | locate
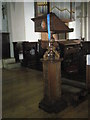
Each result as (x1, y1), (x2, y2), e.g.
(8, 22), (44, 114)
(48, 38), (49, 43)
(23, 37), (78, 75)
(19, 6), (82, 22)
(3, 62), (21, 69)
(62, 84), (82, 94)
(62, 84), (87, 107)
(2, 58), (15, 64)
(0, 59), (2, 68)
(62, 78), (86, 89)
(2, 58), (21, 69)
(62, 84), (87, 99)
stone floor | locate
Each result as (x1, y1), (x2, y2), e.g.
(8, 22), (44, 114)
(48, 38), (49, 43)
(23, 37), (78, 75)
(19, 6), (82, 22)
(2, 67), (88, 118)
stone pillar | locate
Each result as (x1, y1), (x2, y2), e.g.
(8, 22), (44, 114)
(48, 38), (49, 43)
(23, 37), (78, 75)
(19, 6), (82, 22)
(86, 2), (90, 42)
(81, 2), (87, 39)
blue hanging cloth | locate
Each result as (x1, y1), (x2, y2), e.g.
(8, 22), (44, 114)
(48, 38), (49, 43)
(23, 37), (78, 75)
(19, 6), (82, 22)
(47, 14), (51, 41)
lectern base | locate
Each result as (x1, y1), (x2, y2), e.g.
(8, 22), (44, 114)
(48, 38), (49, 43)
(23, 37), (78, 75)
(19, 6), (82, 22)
(39, 98), (67, 113)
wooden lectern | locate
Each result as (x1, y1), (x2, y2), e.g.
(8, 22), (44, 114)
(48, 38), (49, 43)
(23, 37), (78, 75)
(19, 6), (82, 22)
(31, 12), (73, 113)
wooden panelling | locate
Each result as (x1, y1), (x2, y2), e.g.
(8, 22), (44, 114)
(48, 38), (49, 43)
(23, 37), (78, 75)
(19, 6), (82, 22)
(13, 42), (21, 62)
(86, 65), (90, 92)
(82, 41), (90, 54)
(22, 42), (42, 70)
(1, 33), (10, 59)
(43, 61), (61, 101)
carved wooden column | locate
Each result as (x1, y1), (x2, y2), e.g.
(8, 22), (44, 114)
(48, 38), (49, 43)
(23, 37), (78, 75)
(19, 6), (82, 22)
(43, 60), (61, 101)
(39, 39), (67, 113)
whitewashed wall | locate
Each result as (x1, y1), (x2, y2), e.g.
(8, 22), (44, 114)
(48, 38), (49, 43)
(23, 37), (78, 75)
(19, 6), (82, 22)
(2, 3), (8, 32)
(87, 2), (90, 41)
(7, 3), (14, 57)
(69, 2), (87, 40)
(0, 2), (2, 61)
(81, 2), (87, 39)
(7, 2), (26, 57)
(7, 2), (41, 57)
(86, 2), (90, 65)
(9, 2), (26, 42)
(88, 3), (90, 41)
(75, 2), (82, 39)
(87, 55), (90, 65)
(68, 21), (76, 39)
(8, 2), (41, 42)
(24, 2), (41, 42)
(0, 2), (2, 32)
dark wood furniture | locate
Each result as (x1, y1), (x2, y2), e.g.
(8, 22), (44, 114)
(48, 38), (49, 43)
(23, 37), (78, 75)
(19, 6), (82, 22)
(13, 42), (20, 62)
(39, 39), (67, 113)
(13, 42), (23, 62)
(58, 40), (87, 82)
(39, 58), (67, 113)
(86, 65), (90, 93)
(81, 41), (90, 54)
(22, 42), (42, 70)
(83, 42), (90, 92)
(13, 41), (46, 70)
(1, 33), (10, 59)
(57, 40), (82, 70)
(38, 39), (85, 75)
